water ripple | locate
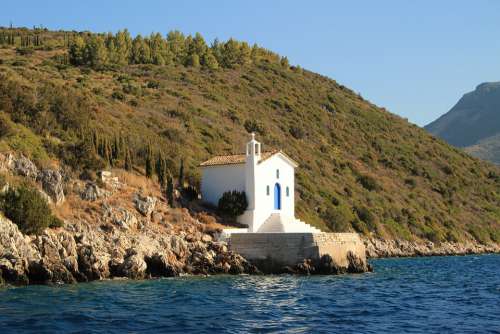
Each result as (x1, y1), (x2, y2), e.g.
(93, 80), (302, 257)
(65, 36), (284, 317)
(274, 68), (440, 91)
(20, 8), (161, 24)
(0, 254), (499, 333)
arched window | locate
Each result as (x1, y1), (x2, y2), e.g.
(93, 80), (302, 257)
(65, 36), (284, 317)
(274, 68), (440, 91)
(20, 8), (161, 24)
(286, 186), (290, 197)
(276, 169), (279, 179)
(266, 185), (270, 195)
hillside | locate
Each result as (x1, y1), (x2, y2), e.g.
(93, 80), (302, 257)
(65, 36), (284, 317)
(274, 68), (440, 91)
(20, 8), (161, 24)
(425, 82), (500, 163)
(1, 27), (500, 245)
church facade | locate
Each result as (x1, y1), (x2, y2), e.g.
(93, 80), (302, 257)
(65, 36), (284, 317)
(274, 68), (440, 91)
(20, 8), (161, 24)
(200, 134), (321, 233)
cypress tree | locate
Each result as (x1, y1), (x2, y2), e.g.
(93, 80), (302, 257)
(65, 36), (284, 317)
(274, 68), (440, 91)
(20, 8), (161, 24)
(178, 159), (184, 187)
(124, 149), (132, 171)
(166, 173), (174, 207)
(155, 153), (166, 187)
(145, 148), (153, 178)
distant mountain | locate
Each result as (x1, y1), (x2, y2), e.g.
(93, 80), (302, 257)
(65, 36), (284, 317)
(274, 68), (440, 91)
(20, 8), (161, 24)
(425, 82), (500, 163)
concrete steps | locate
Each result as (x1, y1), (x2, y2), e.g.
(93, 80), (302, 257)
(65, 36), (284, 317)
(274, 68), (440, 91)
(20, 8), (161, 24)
(257, 213), (322, 233)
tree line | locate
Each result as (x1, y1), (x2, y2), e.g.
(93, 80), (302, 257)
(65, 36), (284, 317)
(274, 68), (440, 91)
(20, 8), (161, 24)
(80, 127), (193, 207)
(0, 31), (43, 47)
(68, 29), (289, 70)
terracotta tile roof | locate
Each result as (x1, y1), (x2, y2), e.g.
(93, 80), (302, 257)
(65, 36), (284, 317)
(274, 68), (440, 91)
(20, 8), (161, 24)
(200, 150), (282, 167)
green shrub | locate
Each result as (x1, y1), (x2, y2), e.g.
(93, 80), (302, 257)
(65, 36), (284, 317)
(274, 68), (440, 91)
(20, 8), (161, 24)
(322, 204), (354, 232)
(289, 126), (305, 139)
(404, 178), (416, 188)
(0, 113), (14, 138)
(147, 80), (161, 89)
(468, 226), (490, 245)
(182, 185), (199, 202)
(244, 120), (265, 135)
(1, 185), (62, 235)
(357, 174), (379, 191)
(111, 91), (125, 100)
(218, 190), (248, 217)
(351, 218), (369, 235)
(16, 48), (35, 56)
(354, 206), (378, 231)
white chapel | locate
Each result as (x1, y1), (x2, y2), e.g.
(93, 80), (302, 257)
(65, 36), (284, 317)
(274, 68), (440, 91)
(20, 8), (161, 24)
(200, 134), (321, 233)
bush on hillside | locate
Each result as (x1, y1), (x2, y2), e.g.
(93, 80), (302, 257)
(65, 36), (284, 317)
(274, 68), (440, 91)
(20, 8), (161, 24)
(218, 190), (248, 217)
(322, 204), (354, 232)
(182, 185), (199, 202)
(354, 206), (378, 231)
(244, 120), (265, 135)
(0, 113), (14, 138)
(0, 185), (62, 235)
(357, 174), (379, 191)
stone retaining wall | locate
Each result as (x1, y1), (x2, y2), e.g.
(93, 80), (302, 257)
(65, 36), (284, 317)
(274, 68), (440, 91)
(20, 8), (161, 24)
(229, 232), (366, 269)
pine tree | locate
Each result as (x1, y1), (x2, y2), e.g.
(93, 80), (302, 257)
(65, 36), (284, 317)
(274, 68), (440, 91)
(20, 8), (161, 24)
(239, 42), (251, 65)
(186, 53), (200, 67)
(221, 38), (241, 68)
(280, 56), (290, 69)
(202, 49), (219, 70)
(115, 29), (132, 66)
(68, 35), (86, 66)
(167, 30), (186, 64)
(150, 32), (166, 65)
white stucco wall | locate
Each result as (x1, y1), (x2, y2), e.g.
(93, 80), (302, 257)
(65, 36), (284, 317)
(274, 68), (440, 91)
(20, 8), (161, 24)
(201, 164), (245, 206)
(251, 154), (295, 231)
(201, 150), (297, 232)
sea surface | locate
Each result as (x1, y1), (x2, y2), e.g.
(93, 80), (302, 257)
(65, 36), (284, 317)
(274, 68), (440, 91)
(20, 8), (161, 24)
(0, 254), (499, 333)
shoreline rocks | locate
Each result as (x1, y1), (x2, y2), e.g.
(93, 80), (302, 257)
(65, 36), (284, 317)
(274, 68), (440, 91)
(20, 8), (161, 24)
(0, 213), (260, 286)
(364, 237), (500, 258)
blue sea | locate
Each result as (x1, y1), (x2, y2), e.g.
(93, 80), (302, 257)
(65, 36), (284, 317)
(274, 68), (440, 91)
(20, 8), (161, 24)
(0, 254), (499, 333)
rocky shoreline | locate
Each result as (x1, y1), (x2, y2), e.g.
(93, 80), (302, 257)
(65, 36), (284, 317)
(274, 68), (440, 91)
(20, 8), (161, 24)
(0, 213), (371, 286)
(1, 209), (497, 286)
(0, 153), (496, 286)
(0, 213), (263, 285)
(364, 237), (500, 258)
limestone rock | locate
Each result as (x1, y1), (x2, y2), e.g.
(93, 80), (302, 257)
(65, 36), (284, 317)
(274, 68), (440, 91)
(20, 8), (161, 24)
(81, 182), (110, 201)
(145, 252), (180, 277)
(169, 235), (188, 259)
(118, 249), (148, 279)
(134, 194), (157, 217)
(0, 215), (38, 284)
(12, 154), (39, 179)
(102, 206), (138, 230)
(38, 169), (65, 205)
(98, 171), (122, 190)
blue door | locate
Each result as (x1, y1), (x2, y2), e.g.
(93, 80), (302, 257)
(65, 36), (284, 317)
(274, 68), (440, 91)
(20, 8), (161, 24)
(274, 183), (281, 210)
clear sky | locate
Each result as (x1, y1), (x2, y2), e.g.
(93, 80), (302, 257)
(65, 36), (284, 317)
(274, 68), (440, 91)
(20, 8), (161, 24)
(1, 0), (499, 126)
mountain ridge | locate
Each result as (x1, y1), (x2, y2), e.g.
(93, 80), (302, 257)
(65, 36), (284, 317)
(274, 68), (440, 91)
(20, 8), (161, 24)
(425, 81), (500, 149)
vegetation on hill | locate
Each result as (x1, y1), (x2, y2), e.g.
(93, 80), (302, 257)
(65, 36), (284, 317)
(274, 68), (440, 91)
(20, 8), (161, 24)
(0, 26), (499, 244)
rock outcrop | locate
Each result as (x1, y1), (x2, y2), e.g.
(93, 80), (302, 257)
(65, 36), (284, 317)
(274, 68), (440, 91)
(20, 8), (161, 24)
(134, 194), (157, 217)
(80, 182), (110, 201)
(38, 169), (65, 205)
(0, 153), (66, 205)
(0, 211), (259, 285)
(364, 238), (500, 258)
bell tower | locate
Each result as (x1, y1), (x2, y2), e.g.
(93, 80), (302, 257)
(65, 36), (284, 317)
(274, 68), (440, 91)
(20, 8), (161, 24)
(245, 133), (260, 210)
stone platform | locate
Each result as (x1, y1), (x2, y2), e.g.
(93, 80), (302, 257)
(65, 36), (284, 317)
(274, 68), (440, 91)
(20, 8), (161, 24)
(229, 232), (368, 273)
